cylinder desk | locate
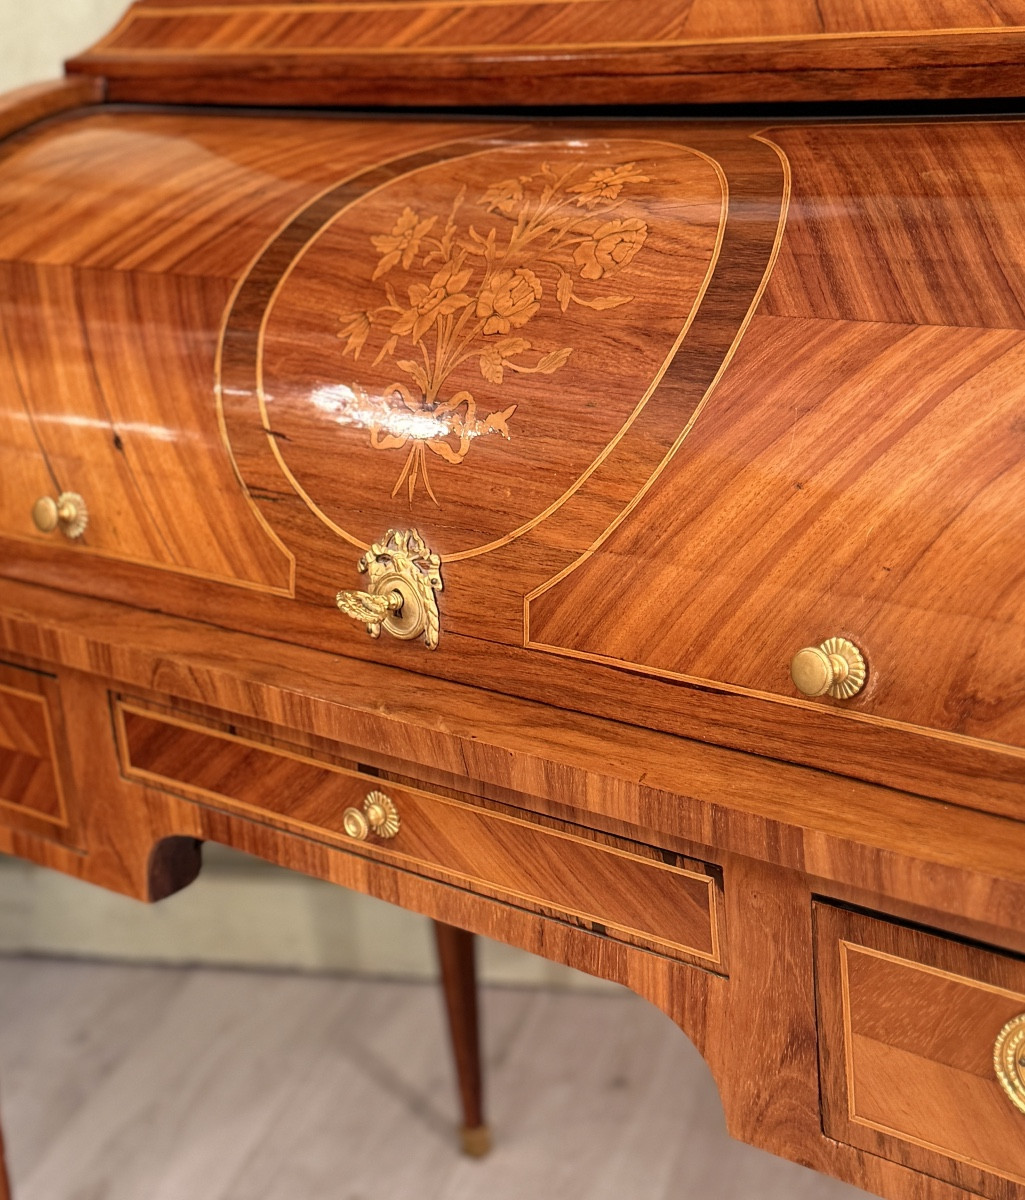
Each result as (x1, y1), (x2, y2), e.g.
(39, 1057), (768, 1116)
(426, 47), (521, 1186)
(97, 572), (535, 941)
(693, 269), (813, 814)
(3, 4), (1025, 1196)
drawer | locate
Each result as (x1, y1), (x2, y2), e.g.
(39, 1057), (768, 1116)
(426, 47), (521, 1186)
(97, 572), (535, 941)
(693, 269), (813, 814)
(0, 660), (73, 840)
(814, 902), (1025, 1197)
(114, 699), (725, 971)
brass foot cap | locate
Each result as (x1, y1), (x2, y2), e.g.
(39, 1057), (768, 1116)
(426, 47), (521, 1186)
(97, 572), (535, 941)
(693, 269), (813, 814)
(460, 1124), (492, 1158)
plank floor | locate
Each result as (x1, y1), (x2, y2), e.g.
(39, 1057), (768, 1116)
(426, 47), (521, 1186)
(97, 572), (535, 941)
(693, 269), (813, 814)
(0, 956), (867, 1199)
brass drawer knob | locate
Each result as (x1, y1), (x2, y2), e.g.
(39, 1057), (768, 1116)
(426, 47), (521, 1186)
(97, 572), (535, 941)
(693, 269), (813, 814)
(343, 790), (400, 841)
(32, 491), (88, 539)
(995, 1014), (1025, 1114)
(790, 637), (866, 699)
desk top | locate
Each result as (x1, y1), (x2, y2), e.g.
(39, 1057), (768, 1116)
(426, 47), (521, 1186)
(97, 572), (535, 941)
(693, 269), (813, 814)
(66, 0), (1025, 106)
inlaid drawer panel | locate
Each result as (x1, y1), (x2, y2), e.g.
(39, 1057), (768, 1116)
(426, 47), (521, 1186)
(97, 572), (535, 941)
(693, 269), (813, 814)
(115, 700), (725, 971)
(0, 660), (70, 834)
(815, 902), (1025, 1197)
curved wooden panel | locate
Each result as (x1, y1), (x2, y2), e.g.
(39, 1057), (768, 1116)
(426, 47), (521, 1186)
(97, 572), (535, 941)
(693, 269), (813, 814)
(68, 0), (1025, 106)
(0, 78), (103, 143)
(8, 107), (1025, 809)
(528, 120), (1025, 760)
(0, 111), (504, 591)
(762, 122), (1025, 329)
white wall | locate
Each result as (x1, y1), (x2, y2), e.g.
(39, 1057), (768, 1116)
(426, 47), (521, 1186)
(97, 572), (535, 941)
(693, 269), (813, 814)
(1, 0), (127, 91)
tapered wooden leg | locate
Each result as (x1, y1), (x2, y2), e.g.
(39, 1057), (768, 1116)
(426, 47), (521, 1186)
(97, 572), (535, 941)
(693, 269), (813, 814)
(433, 920), (490, 1157)
(0, 1111), (11, 1200)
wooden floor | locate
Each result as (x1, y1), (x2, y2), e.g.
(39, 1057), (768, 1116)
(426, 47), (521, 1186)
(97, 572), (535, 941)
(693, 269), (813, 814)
(0, 956), (867, 1199)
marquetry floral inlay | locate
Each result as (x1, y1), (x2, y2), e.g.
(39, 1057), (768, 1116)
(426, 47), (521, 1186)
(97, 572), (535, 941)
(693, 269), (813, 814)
(336, 159), (651, 503)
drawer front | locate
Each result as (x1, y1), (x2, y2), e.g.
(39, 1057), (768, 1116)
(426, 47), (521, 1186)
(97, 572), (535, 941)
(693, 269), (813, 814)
(0, 660), (70, 834)
(815, 902), (1025, 1197)
(115, 700), (725, 971)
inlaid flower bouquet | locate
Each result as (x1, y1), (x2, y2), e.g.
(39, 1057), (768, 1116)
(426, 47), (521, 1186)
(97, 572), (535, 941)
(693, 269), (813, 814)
(337, 159), (651, 503)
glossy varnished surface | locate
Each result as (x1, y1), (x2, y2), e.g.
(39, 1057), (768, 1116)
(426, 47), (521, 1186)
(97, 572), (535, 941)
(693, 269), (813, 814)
(4, 16), (1025, 1200)
(246, 134), (726, 549)
(0, 662), (75, 845)
(530, 120), (1025, 765)
(0, 110), (497, 590)
(217, 121), (781, 581)
(5, 579), (1025, 946)
(68, 0), (1025, 105)
(5, 108), (1025, 810)
(6, 110), (1025, 806)
(0, 79), (103, 143)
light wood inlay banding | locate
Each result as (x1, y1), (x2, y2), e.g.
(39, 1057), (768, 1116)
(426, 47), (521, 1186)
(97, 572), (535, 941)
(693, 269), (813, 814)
(0, 669), (68, 827)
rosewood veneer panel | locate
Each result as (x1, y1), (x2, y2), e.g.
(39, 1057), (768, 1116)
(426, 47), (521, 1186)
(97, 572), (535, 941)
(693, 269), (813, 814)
(0, 660), (76, 843)
(816, 903), (1025, 1197)
(3, 105), (1025, 864)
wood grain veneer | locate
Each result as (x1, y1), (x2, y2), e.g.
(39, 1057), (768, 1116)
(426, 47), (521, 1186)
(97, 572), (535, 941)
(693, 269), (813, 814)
(815, 903), (1025, 1198)
(0, 661), (77, 845)
(6, 578), (1025, 941)
(0, 78), (103, 143)
(526, 119), (1025, 784)
(5, 13), (1025, 1196)
(5, 110), (1025, 814)
(65, 1), (1025, 106)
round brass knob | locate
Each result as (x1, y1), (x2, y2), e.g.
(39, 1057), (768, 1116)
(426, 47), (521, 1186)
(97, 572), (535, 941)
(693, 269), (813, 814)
(790, 636), (866, 700)
(342, 790), (400, 842)
(32, 492), (88, 539)
(995, 1014), (1025, 1114)
(342, 807), (370, 840)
